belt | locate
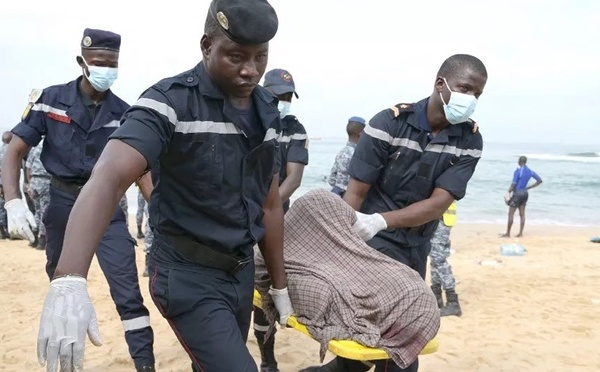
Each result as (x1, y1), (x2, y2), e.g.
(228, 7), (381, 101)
(167, 234), (252, 275)
(50, 177), (86, 196)
(32, 175), (51, 179)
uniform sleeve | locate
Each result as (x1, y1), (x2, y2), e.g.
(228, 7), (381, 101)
(435, 132), (483, 200)
(347, 109), (394, 185)
(11, 93), (47, 147)
(532, 171), (542, 182)
(285, 122), (309, 165)
(109, 87), (175, 168)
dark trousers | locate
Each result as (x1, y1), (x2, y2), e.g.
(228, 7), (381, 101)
(149, 257), (257, 372)
(335, 237), (431, 372)
(43, 185), (154, 368)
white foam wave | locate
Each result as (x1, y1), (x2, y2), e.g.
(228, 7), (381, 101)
(524, 153), (600, 163)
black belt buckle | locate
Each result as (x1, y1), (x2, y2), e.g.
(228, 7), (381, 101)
(229, 256), (252, 275)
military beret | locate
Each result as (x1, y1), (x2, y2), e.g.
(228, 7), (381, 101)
(264, 69), (298, 98)
(81, 28), (121, 52)
(348, 116), (366, 125)
(209, 0), (278, 44)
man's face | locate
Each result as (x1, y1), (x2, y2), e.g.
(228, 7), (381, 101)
(77, 49), (119, 74)
(436, 67), (487, 104)
(202, 34), (269, 98)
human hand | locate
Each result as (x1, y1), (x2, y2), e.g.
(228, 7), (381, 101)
(352, 211), (388, 241)
(5, 198), (37, 243)
(268, 286), (294, 328)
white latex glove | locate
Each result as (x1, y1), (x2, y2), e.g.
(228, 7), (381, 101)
(268, 286), (294, 328)
(37, 276), (102, 372)
(352, 211), (388, 241)
(5, 198), (37, 243)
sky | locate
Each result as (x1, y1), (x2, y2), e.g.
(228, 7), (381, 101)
(1, 0), (599, 145)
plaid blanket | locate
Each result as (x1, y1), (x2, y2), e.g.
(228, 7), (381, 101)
(255, 189), (440, 368)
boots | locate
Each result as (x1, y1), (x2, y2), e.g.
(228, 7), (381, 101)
(36, 234), (46, 251)
(29, 231), (39, 248)
(431, 284), (444, 308)
(255, 330), (279, 372)
(143, 254), (149, 277)
(440, 289), (462, 317)
(137, 224), (145, 239)
(136, 365), (155, 372)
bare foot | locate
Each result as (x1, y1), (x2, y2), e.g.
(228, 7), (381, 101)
(500, 233), (510, 238)
(516, 233), (523, 238)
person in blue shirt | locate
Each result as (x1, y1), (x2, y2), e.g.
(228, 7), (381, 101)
(501, 156), (542, 238)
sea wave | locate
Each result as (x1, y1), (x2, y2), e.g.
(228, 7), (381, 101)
(524, 153), (600, 163)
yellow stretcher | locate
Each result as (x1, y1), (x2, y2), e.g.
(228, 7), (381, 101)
(253, 290), (438, 360)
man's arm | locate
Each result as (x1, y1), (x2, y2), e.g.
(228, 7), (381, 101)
(279, 122), (309, 203)
(343, 109), (394, 210)
(54, 140), (148, 278)
(1, 136), (31, 200)
(258, 174), (286, 289)
(527, 172), (543, 190)
(279, 162), (304, 204)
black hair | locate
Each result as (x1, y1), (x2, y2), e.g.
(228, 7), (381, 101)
(518, 156), (527, 165)
(437, 54), (487, 80)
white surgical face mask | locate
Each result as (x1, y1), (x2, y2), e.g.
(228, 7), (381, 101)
(81, 57), (118, 92)
(278, 101), (291, 119)
(439, 78), (477, 124)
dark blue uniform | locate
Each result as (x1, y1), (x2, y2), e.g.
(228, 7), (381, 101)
(344, 98), (482, 372)
(11, 77), (155, 369)
(278, 115), (309, 212)
(111, 62), (282, 371)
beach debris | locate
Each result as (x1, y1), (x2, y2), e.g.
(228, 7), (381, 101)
(479, 259), (503, 267)
(500, 243), (526, 256)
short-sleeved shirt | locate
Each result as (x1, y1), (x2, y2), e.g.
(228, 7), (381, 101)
(512, 165), (541, 191)
(348, 98), (483, 246)
(11, 77), (129, 184)
(110, 62), (282, 261)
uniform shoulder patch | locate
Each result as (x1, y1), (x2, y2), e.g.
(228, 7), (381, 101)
(21, 89), (43, 121)
(389, 103), (412, 118)
(28, 89), (43, 103)
(467, 118), (479, 133)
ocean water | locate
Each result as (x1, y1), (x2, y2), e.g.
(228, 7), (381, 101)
(126, 140), (600, 227)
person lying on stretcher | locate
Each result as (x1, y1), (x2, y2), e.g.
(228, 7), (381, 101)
(254, 189), (440, 369)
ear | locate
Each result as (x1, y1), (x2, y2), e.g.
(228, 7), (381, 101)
(200, 34), (211, 59)
(76, 55), (85, 68)
(434, 77), (445, 93)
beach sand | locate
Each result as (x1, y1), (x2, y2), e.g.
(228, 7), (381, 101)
(1, 222), (600, 371)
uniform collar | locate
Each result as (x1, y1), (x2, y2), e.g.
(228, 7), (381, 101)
(406, 97), (463, 142)
(59, 76), (119, 110)
(193, 62), (279, 132)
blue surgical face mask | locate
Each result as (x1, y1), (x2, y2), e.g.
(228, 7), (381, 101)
(81, 57), (118, 92)
(278, 101), (291, 119)
(439, 78), (477, 124)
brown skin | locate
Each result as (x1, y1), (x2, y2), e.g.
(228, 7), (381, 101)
(54, 32), (287, 290)
(344, 68), (487, 229)
(76, 49), (119, 103)
(274, 92), (305, 204)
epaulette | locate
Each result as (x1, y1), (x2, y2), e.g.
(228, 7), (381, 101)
(467, 118), (479, 133)
(21, 89), (43, 121)
(389, 103), (413, 118)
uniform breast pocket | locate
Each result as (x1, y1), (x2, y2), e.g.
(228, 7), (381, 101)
(172, 134), (223, 191)
(47, 121), (75, 161)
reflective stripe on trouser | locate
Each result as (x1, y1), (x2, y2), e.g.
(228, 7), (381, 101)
(43, 185), (155, 368)
(149, 254), (257, 372)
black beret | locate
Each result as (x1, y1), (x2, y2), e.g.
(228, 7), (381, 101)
(81, 28), (121, 52)
(209, 0), (278, 44)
